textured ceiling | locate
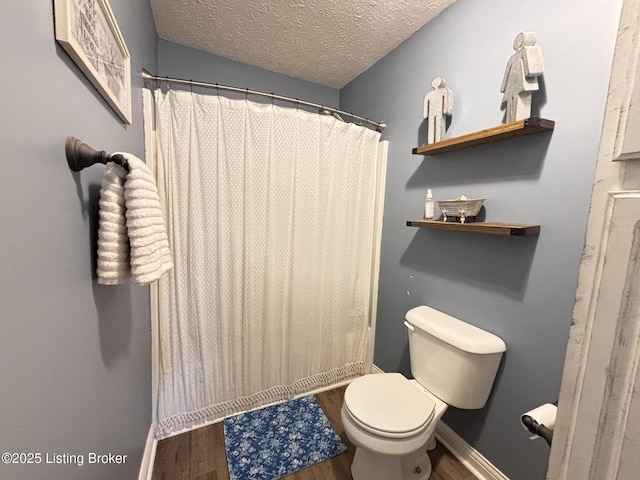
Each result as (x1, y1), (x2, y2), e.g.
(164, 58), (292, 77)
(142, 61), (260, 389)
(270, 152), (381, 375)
(150, 0), (457, 89)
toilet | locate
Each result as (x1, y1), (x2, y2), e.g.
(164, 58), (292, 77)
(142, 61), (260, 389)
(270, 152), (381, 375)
(341, 305), (506, 480)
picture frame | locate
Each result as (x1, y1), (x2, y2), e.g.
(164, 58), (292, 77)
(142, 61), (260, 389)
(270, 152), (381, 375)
(54, 0), (132, 124)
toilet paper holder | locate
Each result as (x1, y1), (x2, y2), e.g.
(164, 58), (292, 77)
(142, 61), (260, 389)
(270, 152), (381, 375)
(521, 414), (553, 446)
(521, 402), (557, 447)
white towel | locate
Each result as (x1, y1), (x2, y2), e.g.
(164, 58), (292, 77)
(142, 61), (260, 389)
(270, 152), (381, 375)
(97, 163), (130, 285)
(122, 153), (173, 285)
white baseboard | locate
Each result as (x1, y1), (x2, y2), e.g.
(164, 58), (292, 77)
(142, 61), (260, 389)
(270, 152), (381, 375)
(138, 425), (157, 480)
(435, 421), (509, 480)
(370, 364), (384, 374)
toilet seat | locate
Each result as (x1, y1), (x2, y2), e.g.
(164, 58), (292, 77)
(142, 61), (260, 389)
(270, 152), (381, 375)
(344, 373), (435, 438)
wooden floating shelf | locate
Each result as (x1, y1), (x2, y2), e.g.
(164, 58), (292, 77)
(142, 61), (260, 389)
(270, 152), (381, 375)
(412, 117), (555, 155)
(407, 220), (541, 236)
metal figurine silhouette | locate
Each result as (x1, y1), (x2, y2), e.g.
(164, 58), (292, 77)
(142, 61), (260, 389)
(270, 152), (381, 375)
(423, 76), (453, 144)
(501, 32), (544, 123)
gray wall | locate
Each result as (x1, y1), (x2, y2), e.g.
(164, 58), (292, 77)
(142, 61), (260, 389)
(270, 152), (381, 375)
(340, 0), (622, 478)
(158, 40), (339, 109)
(0, 2), (157, 480)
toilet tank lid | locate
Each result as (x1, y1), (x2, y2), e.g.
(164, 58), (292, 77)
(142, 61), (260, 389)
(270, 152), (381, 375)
(405, 306), (506, 354)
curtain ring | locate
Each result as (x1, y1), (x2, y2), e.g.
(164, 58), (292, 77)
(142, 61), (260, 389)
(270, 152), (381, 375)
(245, 88), (249, 100)
(189, 79), (193, 93)
(215, 83), (219, 97)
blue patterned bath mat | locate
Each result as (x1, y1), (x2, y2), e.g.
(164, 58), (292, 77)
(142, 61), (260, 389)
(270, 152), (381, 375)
(223, 395), (347, 479)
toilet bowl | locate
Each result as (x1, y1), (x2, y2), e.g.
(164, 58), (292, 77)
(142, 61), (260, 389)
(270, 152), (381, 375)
(341, 373), (447, 480)
(342, 305), (506, 480)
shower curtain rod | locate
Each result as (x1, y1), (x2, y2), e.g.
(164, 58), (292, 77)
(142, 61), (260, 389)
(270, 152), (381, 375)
(141, 69), (386, 133)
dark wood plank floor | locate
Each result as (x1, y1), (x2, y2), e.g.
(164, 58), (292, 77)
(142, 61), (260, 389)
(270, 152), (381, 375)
(152, 385), (478, 480)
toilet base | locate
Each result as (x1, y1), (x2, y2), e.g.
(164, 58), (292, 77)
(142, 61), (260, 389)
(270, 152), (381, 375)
(351, 446), (432, 480)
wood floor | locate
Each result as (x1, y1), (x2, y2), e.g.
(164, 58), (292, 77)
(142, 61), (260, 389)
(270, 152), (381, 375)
(152, 385), (478, 480)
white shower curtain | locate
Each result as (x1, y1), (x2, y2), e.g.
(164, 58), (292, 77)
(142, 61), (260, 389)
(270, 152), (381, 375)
(148, 89), (383, 438)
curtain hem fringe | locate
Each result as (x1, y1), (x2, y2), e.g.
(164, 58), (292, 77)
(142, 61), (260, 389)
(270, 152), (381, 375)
(155, 362), (366, 439)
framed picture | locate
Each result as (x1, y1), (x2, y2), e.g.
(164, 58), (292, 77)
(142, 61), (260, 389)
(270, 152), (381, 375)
(54, 0), (132, 124)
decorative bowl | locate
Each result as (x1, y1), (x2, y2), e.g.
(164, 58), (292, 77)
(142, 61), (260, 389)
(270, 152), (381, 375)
(436, 198), (485, 223)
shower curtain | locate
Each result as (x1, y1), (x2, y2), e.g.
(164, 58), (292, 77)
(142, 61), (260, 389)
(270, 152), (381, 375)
(146, 89), (384, 439)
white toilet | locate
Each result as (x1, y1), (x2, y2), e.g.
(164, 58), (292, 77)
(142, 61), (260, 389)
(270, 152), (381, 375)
(341, 305), (506, 480)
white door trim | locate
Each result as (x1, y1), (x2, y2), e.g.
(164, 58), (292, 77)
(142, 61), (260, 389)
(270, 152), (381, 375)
(548, 0), (640, 477)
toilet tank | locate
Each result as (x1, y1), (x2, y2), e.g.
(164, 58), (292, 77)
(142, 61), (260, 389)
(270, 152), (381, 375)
(405, 306), (506, 409)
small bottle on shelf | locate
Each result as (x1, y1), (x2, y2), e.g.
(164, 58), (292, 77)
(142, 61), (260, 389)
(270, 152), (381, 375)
(424, 189), (435, 220)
